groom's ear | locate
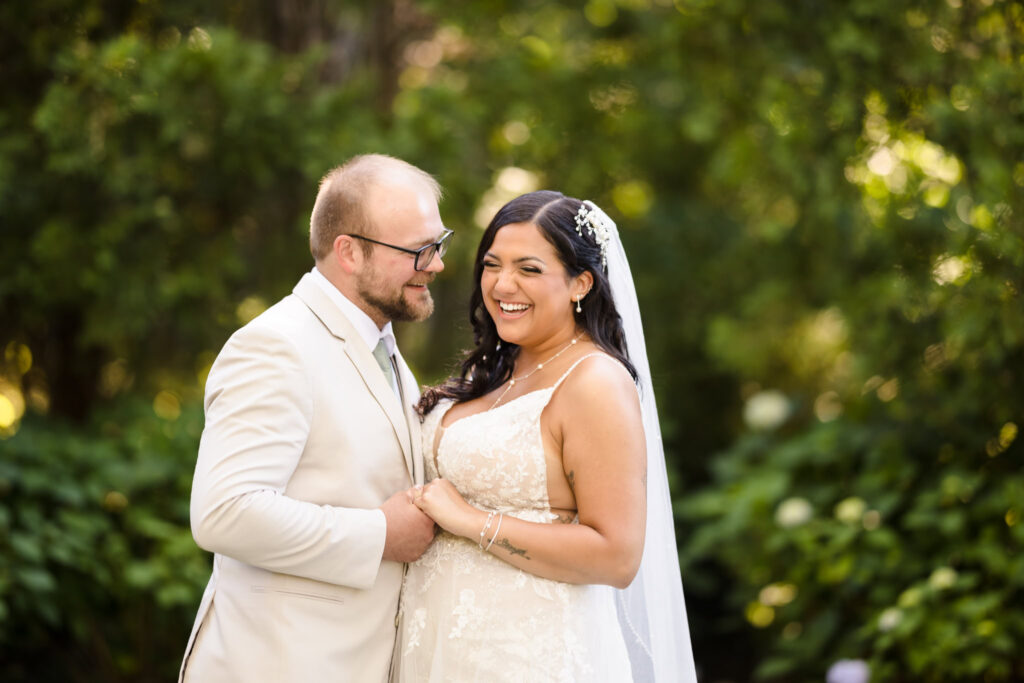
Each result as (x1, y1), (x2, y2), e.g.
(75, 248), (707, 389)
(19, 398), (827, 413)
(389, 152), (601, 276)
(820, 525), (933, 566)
(333, 234), (361, 274)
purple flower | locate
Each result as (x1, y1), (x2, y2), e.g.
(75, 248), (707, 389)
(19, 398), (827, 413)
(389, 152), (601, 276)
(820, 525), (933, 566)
(826, 659), (870, 683)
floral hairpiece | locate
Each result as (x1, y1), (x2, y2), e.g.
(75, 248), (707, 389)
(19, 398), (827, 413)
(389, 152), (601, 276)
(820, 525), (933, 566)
(574, 200), (612, 271)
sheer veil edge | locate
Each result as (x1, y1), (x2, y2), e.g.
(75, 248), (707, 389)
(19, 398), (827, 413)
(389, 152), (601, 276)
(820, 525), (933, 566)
(587, 201), (698, 683)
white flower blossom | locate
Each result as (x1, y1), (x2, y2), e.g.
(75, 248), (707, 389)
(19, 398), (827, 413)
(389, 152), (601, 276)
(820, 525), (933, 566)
(834, 496), (867, 524)
(775, 497), (813, 528)
(929, 566), (958, 590)
(743, 390), (791, 431)
(878, 607), (903, 632)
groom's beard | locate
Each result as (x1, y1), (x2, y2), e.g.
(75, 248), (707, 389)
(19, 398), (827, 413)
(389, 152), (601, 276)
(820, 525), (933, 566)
(356, 272), (435, 323)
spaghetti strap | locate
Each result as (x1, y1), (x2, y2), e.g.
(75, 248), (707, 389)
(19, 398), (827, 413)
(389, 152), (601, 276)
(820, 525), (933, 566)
(552, 352), (620, 390)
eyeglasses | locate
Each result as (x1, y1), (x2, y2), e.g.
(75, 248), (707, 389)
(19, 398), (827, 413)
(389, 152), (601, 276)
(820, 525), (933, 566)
(346, 228), (454, 271)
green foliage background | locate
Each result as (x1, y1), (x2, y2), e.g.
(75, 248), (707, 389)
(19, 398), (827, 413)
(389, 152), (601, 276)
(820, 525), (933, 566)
(1, 1), (1022, 680)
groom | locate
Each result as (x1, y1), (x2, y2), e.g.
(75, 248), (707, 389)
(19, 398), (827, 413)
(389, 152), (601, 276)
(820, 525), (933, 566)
(180, 154), (447, 681)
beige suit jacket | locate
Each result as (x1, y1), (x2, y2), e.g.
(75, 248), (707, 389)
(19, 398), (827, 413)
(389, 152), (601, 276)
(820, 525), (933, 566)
(179, 273), (424, 682)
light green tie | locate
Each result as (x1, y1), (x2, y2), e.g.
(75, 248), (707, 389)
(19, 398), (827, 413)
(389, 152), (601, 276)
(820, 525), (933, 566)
(372, 339), (397, 394)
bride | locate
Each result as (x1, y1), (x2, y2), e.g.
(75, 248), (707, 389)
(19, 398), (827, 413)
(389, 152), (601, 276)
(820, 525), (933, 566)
(394, 191), (696, 682)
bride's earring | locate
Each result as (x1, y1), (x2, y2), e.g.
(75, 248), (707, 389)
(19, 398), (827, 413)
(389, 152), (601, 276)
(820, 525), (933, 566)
(575, 296), (582, 314)
(485, 339), (500, 362)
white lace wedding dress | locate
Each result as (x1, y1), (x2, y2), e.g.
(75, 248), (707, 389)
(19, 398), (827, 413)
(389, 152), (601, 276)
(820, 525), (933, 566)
(394, 355), (634, 682)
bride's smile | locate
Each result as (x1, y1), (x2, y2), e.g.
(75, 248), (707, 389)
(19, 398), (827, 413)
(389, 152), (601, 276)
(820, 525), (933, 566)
(496, 300), (531, 316)
(481, 221), (590, 350)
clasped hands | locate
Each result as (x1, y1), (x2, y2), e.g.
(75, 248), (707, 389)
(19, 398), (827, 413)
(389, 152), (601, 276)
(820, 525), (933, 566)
(380, 479), (477, 563)
(409, 479), (477, 538)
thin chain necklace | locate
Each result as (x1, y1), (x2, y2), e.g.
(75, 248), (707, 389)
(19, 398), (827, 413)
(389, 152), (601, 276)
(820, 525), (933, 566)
(488, 333), (583, 411)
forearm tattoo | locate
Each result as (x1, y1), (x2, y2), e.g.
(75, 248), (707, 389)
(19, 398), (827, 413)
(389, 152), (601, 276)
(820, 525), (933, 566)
(496, 538), (530, 560)
(567, 470), (576, 492)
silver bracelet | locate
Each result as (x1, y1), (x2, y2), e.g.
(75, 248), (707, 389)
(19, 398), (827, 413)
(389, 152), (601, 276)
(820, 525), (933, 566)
(477, 511), (495, 549)
(484, 513), (504, 552)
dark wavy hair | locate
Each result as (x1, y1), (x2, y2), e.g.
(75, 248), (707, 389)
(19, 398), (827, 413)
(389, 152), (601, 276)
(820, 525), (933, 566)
(418, 190), (637, 416)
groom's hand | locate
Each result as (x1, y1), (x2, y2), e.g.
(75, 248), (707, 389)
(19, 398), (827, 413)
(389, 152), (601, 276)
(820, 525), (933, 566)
(379, 490), (436, 563)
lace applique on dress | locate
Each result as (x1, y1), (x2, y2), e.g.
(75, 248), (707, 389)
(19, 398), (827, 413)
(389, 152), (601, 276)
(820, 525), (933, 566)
(395, 354), (634, 682)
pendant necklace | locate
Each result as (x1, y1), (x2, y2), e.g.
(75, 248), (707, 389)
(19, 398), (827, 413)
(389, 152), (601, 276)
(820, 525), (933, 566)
(488, 333), (583, 411)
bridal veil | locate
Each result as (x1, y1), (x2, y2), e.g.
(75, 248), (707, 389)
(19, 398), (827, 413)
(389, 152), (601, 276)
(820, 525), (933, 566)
(585, 201), (698, 683)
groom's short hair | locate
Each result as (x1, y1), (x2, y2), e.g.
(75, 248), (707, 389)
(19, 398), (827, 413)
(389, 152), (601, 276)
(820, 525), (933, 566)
(309, 154), (441, 261)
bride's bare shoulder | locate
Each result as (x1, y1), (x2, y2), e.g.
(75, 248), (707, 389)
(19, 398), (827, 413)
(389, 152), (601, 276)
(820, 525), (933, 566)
(554, 352), (640, 416)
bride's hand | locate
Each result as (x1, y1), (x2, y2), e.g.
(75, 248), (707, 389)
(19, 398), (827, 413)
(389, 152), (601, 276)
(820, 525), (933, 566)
(411, 479), (479, 538)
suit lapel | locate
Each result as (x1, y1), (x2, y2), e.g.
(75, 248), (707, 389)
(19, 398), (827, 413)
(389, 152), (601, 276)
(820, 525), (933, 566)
(292, 274), (415, 481)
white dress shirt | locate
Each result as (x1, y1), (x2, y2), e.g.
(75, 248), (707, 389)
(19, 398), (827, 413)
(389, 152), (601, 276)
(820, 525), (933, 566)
(309, 267), (398, 393)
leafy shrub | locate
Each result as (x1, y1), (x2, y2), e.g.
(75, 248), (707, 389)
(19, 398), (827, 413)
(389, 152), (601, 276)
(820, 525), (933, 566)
(0, 398), (208, 681)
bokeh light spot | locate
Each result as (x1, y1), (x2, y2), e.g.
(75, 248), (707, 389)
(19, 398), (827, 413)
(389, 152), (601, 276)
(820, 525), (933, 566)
(928, 566), (957, 590)
(236, 296), (268, 324)
(5, 343), (33, 375)
(103, 491), (129, 512)
(759, 582), (797, 607)
(776, 497), (812, 528)
(878, 607), (903, 631)
(612, 180), (653, 219)
(502, 121), (530, 145)
(153, 390), (181, 421)
(187, 27), (212, 51)
(862, 510), (882, 530)
(877, 379), (899, 402)
(584, 0), (618, 26)
(745, 602), (775, 628)
(976, 620), (997, 637)
(814, 391), (843, 422)
(835, 497), (866, 524)
(0, 395), (16, 429)
(474, 167), (542, 228)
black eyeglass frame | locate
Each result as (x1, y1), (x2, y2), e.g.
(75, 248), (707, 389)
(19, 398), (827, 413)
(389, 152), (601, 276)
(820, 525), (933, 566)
(345, 228), (454, 271)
